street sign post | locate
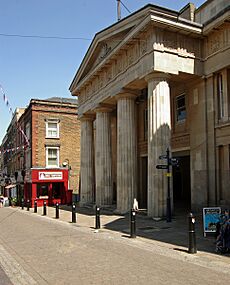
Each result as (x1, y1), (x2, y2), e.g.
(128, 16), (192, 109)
(156, 165), (168, 169)
(159, 155), (167, 160)
(156, 148), (179, 222)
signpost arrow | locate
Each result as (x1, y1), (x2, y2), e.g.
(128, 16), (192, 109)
(156, 165), (168, 169)
(170, 158), (179, 166)
(159, 155), (167, 160)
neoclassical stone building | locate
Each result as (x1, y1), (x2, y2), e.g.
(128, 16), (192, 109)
(70, 0), (230, 217)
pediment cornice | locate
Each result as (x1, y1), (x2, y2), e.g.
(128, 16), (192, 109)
(70, 4), (203, 96)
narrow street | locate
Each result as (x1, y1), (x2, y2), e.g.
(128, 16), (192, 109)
(0, 207), (229, 285)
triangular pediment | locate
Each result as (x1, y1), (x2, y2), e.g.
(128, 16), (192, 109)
(70, 5), (154, 90)
(80, 27), (134, 81)
(70, 3), (200, 93)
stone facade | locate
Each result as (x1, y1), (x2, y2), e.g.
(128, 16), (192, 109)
(70, 0), (230, 216)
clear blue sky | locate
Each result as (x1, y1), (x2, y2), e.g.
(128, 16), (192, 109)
(0, 0), (205, 143)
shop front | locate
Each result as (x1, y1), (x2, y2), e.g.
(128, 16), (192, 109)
(24, 169), (72, 207)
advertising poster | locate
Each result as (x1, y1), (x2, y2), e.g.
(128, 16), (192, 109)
(203, 207), (221, 236)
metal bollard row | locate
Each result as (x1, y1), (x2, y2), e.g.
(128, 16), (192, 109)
(95, 206), (100, 229)
(72, 203), (76, 223)
(34, 200), (37, 213)
(56, 202), (59, 219)
(43, 200), (47, 216)
(130, 208), (136, 238)
(188, 212), (197, 254)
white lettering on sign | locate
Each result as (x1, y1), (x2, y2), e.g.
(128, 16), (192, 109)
(38, 172), (63, 180)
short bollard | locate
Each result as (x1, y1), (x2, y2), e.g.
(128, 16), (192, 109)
(72, 203), (76, 223)
(56, 202), (59, 219)
(43, 200), (47, 216)
(188, 212), (197, 254)
(21, 198), (24, 210)
(95, 206), (100, 229)
(130, 208), (136, 238)
(27, 200), (30, 211)
(34, 200), (37, 213)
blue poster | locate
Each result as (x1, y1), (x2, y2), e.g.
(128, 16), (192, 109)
(203, 207), (221, 233)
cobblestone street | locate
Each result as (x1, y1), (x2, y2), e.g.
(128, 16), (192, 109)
(0, 207), (230, 284)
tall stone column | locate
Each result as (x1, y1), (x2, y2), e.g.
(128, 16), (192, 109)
(79, 115), (94, 205)
(95, 108), (113, 206)
(116, 93), (137, 213)
(146, 73), (171, 218)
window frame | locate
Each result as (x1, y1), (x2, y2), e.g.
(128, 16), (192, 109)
(144, 108), (148, 141)
(175, 93), (186, 123)
(46, 146), (60, 168)
(217, 73), (224, 120)
(45, 119), (60, 139)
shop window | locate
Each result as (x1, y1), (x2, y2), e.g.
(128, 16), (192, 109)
(52, 183), (61, 198)
(37, 184), (48, 198)
(217, 73), (224, 119)
(46, 147), (59, 168)
(175, 94), (186, 123)
(46, 120), (59, 138)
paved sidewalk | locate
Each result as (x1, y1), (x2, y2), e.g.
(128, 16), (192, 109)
(17, 204), (230, 265)
(1, 207), (230, 285)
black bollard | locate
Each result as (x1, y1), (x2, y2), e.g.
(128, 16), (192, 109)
(43, 200), (47, 216)
(56, 202), (59, 219)
(188, 212), (197, 254)
(34, 200), (37, 213)
(27, 200), (30, 211)
(95, 206), (100, 229)
(130, 208), (136, 238)
(21, 198), (24, 210)
(72, 203), (76, 223)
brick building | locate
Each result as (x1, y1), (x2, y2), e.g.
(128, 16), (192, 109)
(1, 97), (80, 207)
(0, 108), (25, 198)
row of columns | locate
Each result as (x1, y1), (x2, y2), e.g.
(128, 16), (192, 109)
(79, 73), (171, 217)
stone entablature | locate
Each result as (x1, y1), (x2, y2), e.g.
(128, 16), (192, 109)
(76, 24), (202, 115)
(205, 22), (230, 58)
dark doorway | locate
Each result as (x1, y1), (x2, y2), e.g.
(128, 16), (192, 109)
(52, 183), (61, 198)
(173, 155), (191, 211)
(138, 156), (148, 209)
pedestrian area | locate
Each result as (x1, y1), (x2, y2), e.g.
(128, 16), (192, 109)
(1, 206), (230, 285)
(14, 205), (230, 260)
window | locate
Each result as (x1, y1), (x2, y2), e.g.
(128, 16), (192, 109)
(144, 108), (148, 141)
(176, 94), (186, 122)
(25, 149), (31, 169)
(46, 120), (59, 138)
(46, 147), (59, 168)
(217, 73), (224, 119)
(37, 184), (48, 198)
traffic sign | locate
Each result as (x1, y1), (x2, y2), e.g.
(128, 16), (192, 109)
(156, 165), (168, 169)
(159, 155), (167, 160)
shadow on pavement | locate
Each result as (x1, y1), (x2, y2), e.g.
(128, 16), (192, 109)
(58, 204), (221, 255)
